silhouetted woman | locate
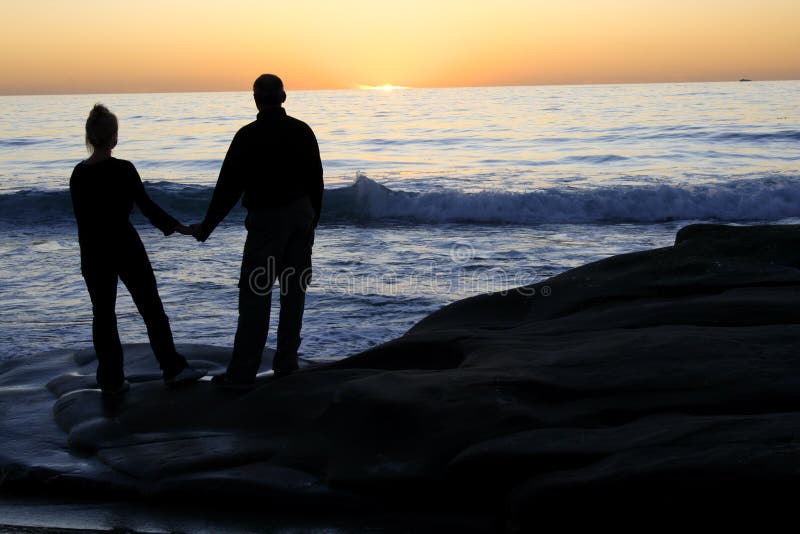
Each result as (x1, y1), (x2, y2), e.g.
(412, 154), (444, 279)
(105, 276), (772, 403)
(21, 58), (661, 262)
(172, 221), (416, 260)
(70, 104), (205, 394)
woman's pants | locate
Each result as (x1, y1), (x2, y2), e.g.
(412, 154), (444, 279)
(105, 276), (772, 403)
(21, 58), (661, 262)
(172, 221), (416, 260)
(82, 240), (186, 390)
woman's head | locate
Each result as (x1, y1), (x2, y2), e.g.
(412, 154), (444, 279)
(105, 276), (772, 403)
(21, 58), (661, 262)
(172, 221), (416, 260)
(85, 104), (118, 153)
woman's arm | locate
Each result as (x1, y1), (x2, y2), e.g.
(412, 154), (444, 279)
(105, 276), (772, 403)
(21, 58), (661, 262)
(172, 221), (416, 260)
(69, 168), (85, 224)
(128, 162), (179, 235)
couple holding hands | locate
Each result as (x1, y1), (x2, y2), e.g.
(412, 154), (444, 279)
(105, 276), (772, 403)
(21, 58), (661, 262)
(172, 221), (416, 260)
(70, 74), (323, 395)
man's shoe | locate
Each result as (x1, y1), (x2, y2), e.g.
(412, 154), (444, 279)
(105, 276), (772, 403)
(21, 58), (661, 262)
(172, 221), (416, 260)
(211, 374), (255, 390)
(165, 366), (207, 387)
(273, 368), (296, 379)
(101, 381), (130, 396)
(272, 351), (299, 379)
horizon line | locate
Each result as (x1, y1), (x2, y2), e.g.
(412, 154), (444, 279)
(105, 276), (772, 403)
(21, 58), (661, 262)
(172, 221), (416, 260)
(1, 77), (798, 98)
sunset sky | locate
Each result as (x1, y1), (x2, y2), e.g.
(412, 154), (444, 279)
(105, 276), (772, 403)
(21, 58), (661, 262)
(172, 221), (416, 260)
(1, 0), (798, 95)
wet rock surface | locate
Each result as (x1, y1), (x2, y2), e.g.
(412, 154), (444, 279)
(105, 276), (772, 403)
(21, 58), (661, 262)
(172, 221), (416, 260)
(2, 224), (800, 530)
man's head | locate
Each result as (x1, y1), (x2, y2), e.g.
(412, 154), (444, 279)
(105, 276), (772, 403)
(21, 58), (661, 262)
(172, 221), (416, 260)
(253, 74), (286, 109)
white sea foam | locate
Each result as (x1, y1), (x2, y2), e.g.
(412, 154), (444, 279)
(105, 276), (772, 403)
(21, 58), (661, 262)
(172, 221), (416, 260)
(4, 174), (800, 226)
(326, 174), (800, 224)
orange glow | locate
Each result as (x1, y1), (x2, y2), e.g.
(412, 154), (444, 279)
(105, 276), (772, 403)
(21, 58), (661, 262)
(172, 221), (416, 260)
(0, 0), (798, 95)
(358, 84), (409, 91)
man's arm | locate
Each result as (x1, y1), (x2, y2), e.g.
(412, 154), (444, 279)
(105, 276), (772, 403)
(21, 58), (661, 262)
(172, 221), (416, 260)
(306, 127), (323, 228)
(196, 131), (246, 242)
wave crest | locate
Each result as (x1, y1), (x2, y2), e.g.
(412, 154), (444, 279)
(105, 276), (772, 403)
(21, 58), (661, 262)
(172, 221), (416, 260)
(324, 174), (800, 224)
(2, 174), (799, 226)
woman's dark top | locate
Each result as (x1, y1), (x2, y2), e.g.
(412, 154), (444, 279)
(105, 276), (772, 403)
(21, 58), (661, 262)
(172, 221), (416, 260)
(69, 157), (177, 270)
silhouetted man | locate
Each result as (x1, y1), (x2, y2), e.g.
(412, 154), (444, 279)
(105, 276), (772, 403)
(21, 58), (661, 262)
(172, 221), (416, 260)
(193, 74), (323, 388)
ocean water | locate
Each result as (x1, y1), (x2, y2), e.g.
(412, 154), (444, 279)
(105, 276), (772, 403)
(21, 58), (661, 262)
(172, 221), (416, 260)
(1, 82), (798, 362)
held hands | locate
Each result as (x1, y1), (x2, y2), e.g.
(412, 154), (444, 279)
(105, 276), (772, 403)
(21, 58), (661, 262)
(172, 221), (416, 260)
(188, 223), (204, 241)
(174, 222), (205, 241)
(174, 223), (194, 236)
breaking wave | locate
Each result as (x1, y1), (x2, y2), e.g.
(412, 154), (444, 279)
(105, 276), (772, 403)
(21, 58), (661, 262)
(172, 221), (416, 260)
(2, 174), (800, 226)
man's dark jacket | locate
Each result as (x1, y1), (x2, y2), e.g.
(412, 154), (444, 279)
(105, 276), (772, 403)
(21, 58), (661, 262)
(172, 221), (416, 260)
(198, 107), (323, 241)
